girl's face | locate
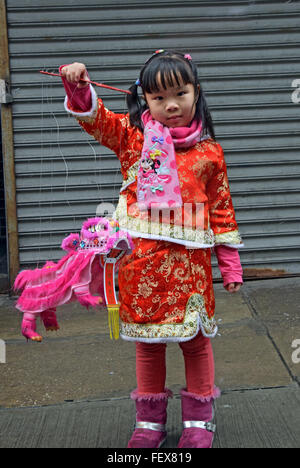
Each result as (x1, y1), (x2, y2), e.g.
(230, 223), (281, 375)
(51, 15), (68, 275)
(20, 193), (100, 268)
(144, 72), (199, 128)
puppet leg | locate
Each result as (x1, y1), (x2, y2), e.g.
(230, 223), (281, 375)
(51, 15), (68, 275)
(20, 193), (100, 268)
(40, 308), (60, 331)
(74, 285), (103, 308)
(21, 312), (43, 342)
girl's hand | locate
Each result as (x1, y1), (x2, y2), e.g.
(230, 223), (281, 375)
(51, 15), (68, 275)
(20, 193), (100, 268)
(225, 282), (242, 293)
(60, 62), (89, 88)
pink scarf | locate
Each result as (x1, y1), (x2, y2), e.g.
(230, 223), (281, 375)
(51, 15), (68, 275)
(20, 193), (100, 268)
(137, 110), (203, 210)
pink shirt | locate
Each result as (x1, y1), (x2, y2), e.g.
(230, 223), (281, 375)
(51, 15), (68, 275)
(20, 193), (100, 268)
(214, 245), (243, 287)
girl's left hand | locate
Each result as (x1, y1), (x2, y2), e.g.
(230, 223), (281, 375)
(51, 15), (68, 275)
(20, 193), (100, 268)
(225, 282), (242, 293)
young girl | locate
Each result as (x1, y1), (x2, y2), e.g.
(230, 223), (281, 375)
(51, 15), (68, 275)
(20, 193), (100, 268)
(60, 50), (243, 449)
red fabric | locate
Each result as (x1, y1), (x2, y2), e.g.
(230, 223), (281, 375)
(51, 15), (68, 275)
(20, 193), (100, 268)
(136, 331), (215, 396)
(136, 341), (167, 393)
(118, 238), (215, 325)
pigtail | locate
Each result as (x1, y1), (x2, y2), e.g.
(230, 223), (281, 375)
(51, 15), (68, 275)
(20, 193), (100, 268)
(186, 57), (216, 141)
(126, 82), (146, 130)
(197, 88), (216, 141)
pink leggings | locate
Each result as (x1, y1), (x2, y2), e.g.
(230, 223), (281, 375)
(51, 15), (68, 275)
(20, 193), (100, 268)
(136, 331), (215, 397)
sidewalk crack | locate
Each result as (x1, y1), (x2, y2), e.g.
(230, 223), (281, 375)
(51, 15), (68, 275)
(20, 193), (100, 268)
(241, 287), (299, 387)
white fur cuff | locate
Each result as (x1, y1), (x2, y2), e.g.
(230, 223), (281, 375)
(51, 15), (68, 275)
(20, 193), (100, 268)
(63, 84), (98, 119)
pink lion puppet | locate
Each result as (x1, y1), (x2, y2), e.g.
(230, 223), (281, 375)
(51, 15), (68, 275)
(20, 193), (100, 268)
(14, 217), (134, 342)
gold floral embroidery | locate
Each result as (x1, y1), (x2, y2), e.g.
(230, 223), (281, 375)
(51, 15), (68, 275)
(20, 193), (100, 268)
(138, 274), (158, 297)
(138, 282), (153, 298)
(156, 250), (190, 283)
(192, 158), (214, 181)
(120, 293), (218, 341)
(214, 230), (243, 245)
(118, 239), (215, 327)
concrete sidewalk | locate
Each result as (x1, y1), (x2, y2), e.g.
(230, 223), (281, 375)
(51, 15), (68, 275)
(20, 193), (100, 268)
(0, 277), (299, 448)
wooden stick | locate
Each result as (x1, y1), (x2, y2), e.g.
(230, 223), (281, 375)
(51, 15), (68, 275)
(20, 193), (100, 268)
(39, 70), (131, 95)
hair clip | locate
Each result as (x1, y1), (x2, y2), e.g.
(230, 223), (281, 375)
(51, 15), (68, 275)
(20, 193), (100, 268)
(184, 54), (192, 61)
(135, 79), (141, 86)
(144, 49), (165, 66)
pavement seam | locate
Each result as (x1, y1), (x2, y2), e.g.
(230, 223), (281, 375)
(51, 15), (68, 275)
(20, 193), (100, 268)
(1, 384), (296, 412)
(242, 285), (299, 387)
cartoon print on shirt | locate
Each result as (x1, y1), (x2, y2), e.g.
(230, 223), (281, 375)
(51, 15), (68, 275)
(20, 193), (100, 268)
(138, 128), (172, 204)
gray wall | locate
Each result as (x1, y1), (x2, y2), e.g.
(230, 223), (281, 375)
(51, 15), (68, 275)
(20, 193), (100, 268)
(5, 0), (300, 276)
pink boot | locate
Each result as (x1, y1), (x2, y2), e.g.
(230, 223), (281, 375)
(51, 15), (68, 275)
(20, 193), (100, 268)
(21, 313), (42, 342)
(40, 308), (60, 331)
(177, 388), (220, 448)
(127, 388), (173, 448)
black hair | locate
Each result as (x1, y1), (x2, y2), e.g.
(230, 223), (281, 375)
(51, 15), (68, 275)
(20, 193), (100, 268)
(126, 50), (215, 140)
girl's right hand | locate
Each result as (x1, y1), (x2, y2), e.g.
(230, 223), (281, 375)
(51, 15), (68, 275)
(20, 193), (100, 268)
(60, 62), (89, 88)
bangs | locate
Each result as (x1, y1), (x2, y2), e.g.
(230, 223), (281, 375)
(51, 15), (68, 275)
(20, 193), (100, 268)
(141, 57), (195, 93)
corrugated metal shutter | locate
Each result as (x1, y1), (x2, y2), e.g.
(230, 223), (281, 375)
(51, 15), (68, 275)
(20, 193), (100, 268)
(5, 0), (300, 277)
(0, 122), (8, 274)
